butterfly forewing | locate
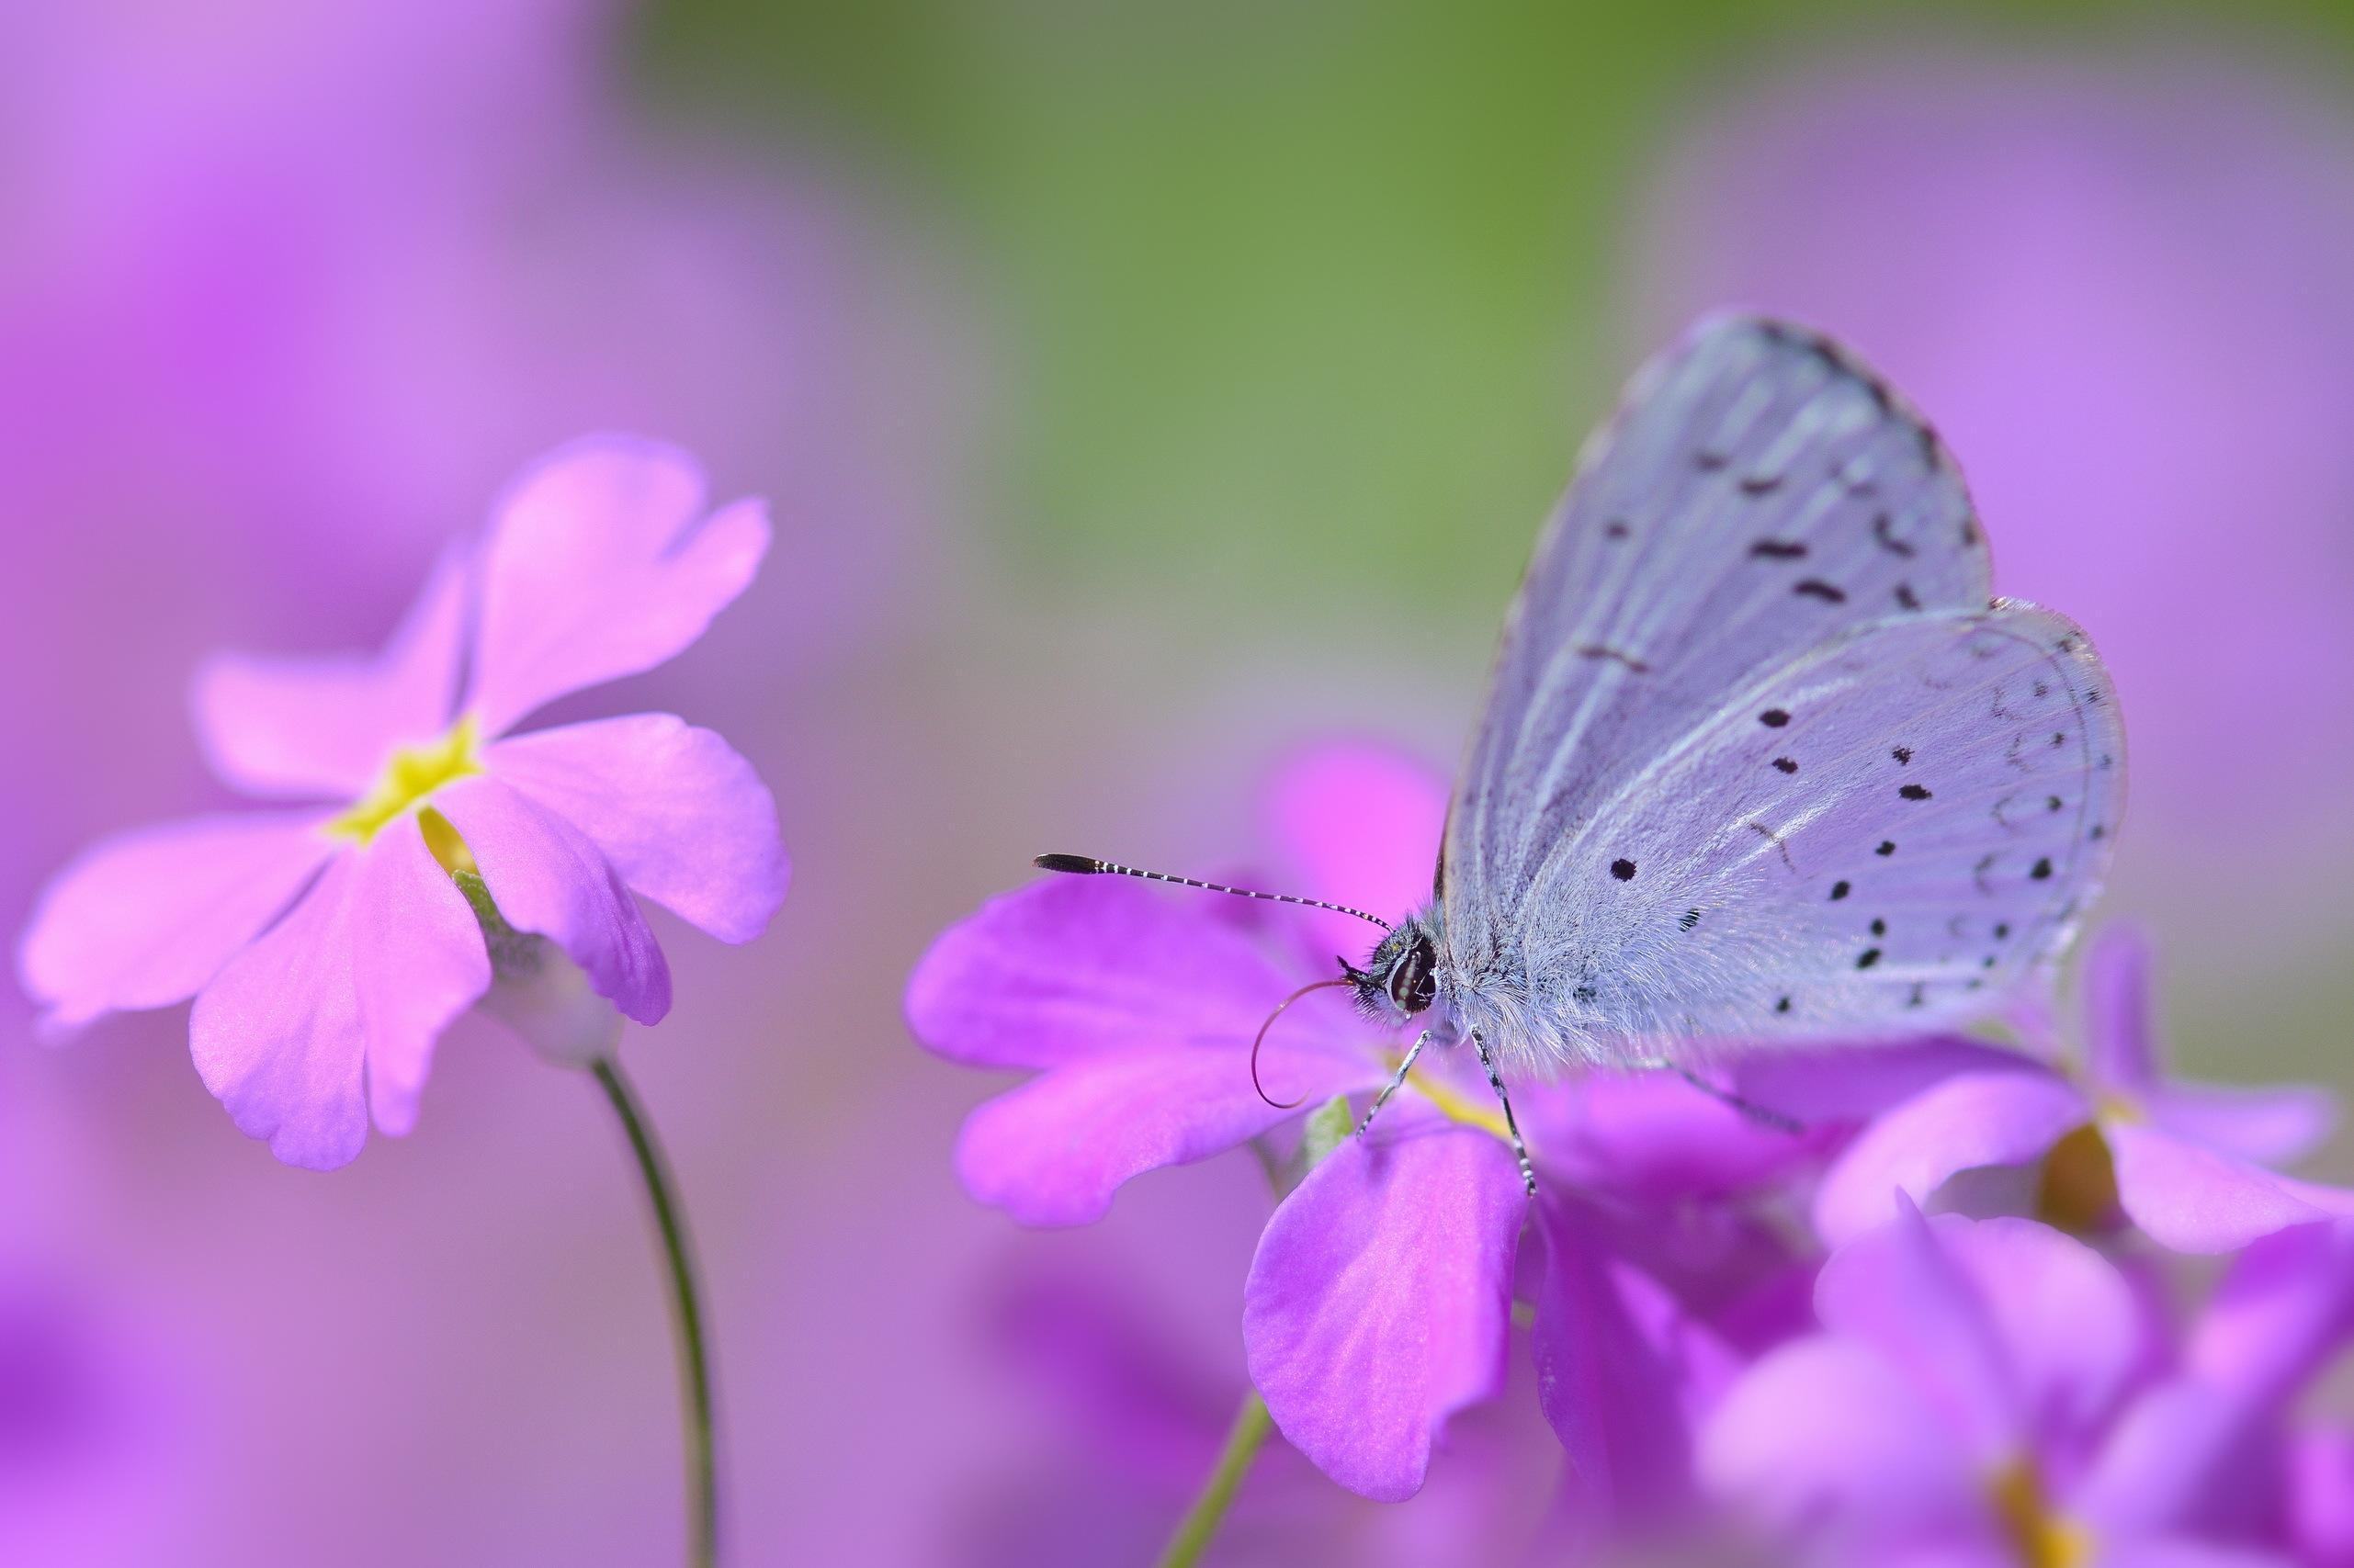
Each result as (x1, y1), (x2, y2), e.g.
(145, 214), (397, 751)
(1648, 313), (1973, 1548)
(1444, 318), (1990, 973)
(1489, 602), (2123, 1066)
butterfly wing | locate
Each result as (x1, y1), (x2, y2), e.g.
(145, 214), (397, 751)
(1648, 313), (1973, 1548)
(1477, 601), (2125, 1067)
(1443, 317), (1992, 975)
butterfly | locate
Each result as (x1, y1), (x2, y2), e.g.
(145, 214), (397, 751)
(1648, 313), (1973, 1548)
(1042, 316), (2124, 1192)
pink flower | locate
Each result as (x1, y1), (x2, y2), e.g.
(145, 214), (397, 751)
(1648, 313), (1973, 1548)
(912, 739), (2008, 1506)
(17, 437), (787, 1169)
(1814, 928), (2351, 1253)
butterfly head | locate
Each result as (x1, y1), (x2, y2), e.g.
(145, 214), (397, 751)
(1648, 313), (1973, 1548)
(1350, 916), (1440, 1023)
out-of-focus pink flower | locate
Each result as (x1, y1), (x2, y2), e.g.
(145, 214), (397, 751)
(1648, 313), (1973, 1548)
(1816, 928), (2348, 1252)
(17, 438), (787, 1169)
(912, 739), (2004, 1509)
(1701, 1203), (2289, 1567)
(1630, 50), (2354, 867)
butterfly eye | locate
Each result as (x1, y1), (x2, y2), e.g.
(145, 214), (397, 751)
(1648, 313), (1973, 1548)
(1386, 936), (1437, 1013)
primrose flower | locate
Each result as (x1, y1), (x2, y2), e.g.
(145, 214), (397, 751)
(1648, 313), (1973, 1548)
(1815, 928), (2349, 1253)
(17, 437), (787, 1169)
(912, 740), (2005, 1506)
(1701, 1204), (2289, 1567)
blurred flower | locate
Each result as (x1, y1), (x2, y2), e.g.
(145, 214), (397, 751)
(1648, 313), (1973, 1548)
(914, 740), (2005, 1510)
(0, 0), (967, 915)
(1631, 49), (2354, 870)
(17, 438), (787, 1168)
(1698, 1203), (2289, 1567)
(1816, 927), (2348, 1252)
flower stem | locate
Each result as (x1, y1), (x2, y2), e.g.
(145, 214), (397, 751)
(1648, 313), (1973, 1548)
(594, 1058), (719, 1568)
(1153, 1389), (1273, 1568)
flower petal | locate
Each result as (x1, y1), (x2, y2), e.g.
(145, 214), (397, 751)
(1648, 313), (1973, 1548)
(191, 546), (470, 798)
(2109, 1122), (2354, 1254)
(2073, 1380), (2279, 1546)
(464, 437), (768, 737)
(351, 818), (492, 1137)
(1814, 1069), (2091, 1246)
(955, 1047), (1377, 1225)
(187, 857), (368, 1170)
(2188, 1220), (2354, 1408)
(2291, 1427), (2354, 1567)
(1700, 1335), (1984, 1546)
(19, 811), (336, 1037)
(1243, 1114), (1525, 1501)
(2142, 1080), (2337, 1168)
(1259, 740), (1448, 964)
(1813, 1207), (2028, 1458)
(907, 875), (1368, 1073)
(1531, 1197), (1743, 1525)
(486, 714), (786, 943)
(433, 775), (670, 1025)
(2085, 924), (2159, 1090)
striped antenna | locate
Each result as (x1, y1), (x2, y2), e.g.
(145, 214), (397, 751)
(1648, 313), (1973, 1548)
(1033, 853), (1393, 932)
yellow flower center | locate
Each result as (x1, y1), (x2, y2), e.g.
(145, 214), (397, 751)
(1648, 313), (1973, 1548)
(1381, 1047), (1514, 1142)
(1990, 1457), (2094, 1568)
(327, 716), (483, 869)
(2035, 1121), (2122, 1234)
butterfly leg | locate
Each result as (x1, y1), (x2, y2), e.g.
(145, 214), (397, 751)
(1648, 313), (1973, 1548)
(1669, 1066), (1805, 1136)
(1472, 1031), (1539, 1199)
(1356, 1028), (1431, 1138)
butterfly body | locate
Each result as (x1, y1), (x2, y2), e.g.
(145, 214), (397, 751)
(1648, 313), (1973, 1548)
(1348, 316), (2126, 1082)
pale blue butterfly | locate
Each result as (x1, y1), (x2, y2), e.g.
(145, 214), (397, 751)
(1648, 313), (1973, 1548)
(1042, 316), (2125, 1194)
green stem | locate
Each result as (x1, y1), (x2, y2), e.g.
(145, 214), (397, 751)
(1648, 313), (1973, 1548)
(1153, 1391), (1273, 1568)
(594, 1059), (719, 1568)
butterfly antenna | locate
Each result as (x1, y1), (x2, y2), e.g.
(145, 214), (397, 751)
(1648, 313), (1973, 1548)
(1251, 978), (1355, 1110)
(1033, 854), (1393, 932)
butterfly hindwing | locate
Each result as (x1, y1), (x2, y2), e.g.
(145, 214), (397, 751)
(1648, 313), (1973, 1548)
(1498, 601), (2124, 1065)
(1444, 318), (1990, 967)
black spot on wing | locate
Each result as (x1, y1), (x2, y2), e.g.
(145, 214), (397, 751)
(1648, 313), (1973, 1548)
(1793, 580), (1848, 604)
(1876, 840), (1896, 856)
(1857, 948), (1883, 969)
(1895, 582), (1921, 610)
(1749, 539), (1808, 560)
(1828, 880), (1850, 901)
(1871, 513), (1917, 558)
(1739, 474), (1785, 496)
(1771, 757), (1798, 775)
(1679, 908), (1702, 931)
(1760, 708), (1791, 728)
(1899, 784), (1932, 801)
(1611, 858), (1636, 881)
(1892, 747), (1912, 765)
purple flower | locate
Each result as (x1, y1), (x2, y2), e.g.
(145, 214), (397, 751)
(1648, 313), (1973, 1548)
(913, 741), (2004, 1506)
(1701, 1202), (2286, 1567)
(1816, 928), (2348, 1253)
(17, 437), (787, 1169)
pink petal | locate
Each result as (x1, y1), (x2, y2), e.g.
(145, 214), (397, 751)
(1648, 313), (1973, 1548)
(464, 438), (768, 737)
(2085, 923), (2158, 1090)
(1243, 1114), (1526, 1501)
(2190, 1222), (2354, 1410)
(2074, 1381), (2280, 1546)
(191, 546), (470, 798)
(955, 1046), (1379, 1226)
(1813, 1068), (2091, 1246)
(187, 856), (368, 1170)
(2143, 1081), (2337, 1168)
(907, 874), (1370, 1073)
(486, 714), (786, 943)
(19, 811), (335, 1037)
(1813, 1207), (2027, 1459)
(1258, 739), (1448, 963)
(2110, 1122), (2354, 1254)
(433, 775), (670, 1025)
(2291, 1427), (2354, 1567)
(1700, 1336), (1984, 1543)
(351, 818), (492, 1137)
(1531, 1198), (1743, 1524)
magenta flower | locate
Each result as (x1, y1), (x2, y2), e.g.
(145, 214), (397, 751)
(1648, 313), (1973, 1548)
(1700, 1203), (2283, 1567)
(913, 740), (2008, 1506)
(1815, 928), (2349, 1253)
(17, 437), (787, 1169)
